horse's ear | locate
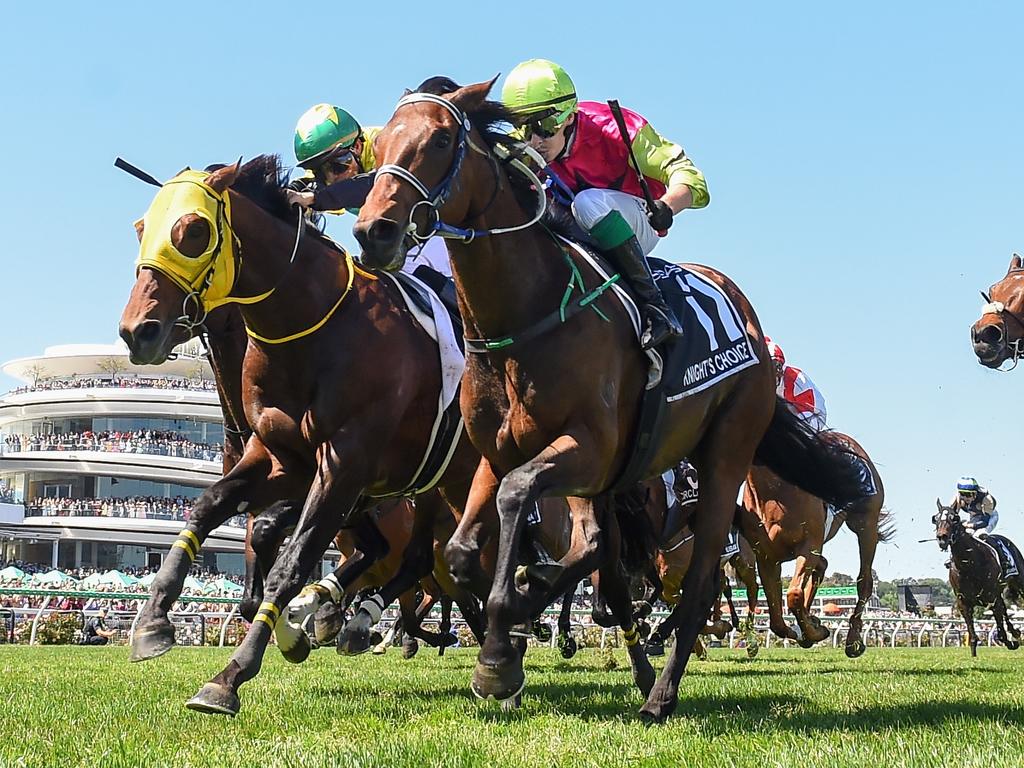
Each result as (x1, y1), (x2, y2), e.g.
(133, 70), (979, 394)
(401, 87), (412, 98)
(133, 218), (145, 243)
(1010, 253), (1023, 273)
(205, 159), (241, 194)
(449, 75), (500, 112)
(935, 498), (943, 510)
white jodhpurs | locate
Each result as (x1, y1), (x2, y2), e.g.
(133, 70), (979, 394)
(571, 188), (661, 256)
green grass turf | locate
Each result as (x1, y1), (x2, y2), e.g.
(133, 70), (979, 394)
(0, 646), (1020, 768)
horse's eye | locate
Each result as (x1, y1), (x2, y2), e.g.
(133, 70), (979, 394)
(434, 131), (452, 149)
(186, 220), (206, 239)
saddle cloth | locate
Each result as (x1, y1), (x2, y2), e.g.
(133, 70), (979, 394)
(370, 270), (465, 495)
(556, 238), (759, 402)
(985, 535), (1021, 580)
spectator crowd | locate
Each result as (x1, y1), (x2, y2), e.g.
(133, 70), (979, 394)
(10, 375), (217, 395)
(3, 429), (223, 463)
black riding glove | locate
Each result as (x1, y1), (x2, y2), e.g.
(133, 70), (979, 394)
(647, 199), (674, 232)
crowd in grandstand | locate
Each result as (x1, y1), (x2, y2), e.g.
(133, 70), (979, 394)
(24, 495), (245, 527)
(10, 375), (217, 394)
(3, 429), (223, 462)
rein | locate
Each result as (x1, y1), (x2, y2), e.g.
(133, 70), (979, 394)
(374, 95), (620, 353)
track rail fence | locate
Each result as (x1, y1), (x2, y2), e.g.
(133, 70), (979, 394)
(0, 588), (1005, 650)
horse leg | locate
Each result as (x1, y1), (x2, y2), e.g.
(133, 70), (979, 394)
(248, 500), (301, 623)
(557, 583), (578, 659)
(759, 556), (798, 641)
(640, 446), (748, 723)
(993, 596), (1019, 650)
(958, 595), (978, 657)
(131, 447), (282, 662)
(473, 439), (604, 702)
(593, 515), (656, 696)
(437, 594), (454, 656)
(279, 514), (390, 655)
(732, 549), (760, 656)
(787, 553), (829, 647)
(186, 440), (367, 716)
(706, 579), (732, 639)
(337, 493), (445, 655)
(843, 517), (880, 658)
(445, 458), (501, 600)
(724, 577), (741, 630)
(240, 514), (263, 624)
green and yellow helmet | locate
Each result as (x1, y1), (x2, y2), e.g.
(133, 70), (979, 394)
(293, 103), (362, 168)
(501, 59), (578, 135)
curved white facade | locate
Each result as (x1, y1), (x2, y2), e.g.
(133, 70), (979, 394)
(0, 340), (247, 574)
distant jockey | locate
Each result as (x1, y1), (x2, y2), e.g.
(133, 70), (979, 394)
(501, 59), (709, 350)
(950, 477), (998, 538)
(765, 336), (827, 432)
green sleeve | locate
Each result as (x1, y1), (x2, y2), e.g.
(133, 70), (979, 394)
(632, 123), (709, 209)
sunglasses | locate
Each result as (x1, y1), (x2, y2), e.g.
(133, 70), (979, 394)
(522, 115), (563, 140)
(312, 149), (359, 181)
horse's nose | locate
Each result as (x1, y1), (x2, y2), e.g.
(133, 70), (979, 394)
(354, 217), (404, 266)
(975, 324), (1003, 346)
(119, 319), (163, 360)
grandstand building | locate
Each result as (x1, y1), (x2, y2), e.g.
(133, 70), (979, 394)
(0, 340), (247, 575)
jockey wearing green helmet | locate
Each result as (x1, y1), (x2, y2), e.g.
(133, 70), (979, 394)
(502, 59), (709, 350)
(293, 103), (376, 185)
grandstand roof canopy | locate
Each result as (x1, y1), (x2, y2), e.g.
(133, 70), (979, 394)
(2, 340), (212, 383)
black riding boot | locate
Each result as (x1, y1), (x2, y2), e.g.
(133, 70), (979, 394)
(603, 235), (683, 350)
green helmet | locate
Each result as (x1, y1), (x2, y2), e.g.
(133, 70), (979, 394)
(501, 59), (578, 129)
(293, 103), (362, 168)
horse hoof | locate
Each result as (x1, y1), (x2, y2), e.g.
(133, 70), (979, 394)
(532, 621), (553, 644)
(524, 562), (563, 590)
(845, 639), (866, 658)
(130, 622), (176, 662)
(402, 638), (420, 660)
(637, 707), (668, 726)
(336, 622), (371, 656)
(796, 637), (816, 649)
(558, 635), (578, 659)
(280, 632), (311, 664)
(745, 643), (760, 660)
(371, 644), (388, 655)
(313, 604), (347, 645)
(185, 683), (240, 717)
(645, 640), (665, 658)
(471, 660), (525, 702)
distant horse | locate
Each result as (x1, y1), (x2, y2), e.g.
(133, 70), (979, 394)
(354, 80), (867, 721)
(934, 500), (1023, 656)
(737, 432), (891, 656)
(972, 253), (1024, 369)
(119, 157), (485, 716)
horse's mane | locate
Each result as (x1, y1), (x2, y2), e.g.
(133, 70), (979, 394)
(233, 154), (298, 221)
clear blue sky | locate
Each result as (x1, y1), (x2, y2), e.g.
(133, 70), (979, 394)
(0, 3), (1021, 580)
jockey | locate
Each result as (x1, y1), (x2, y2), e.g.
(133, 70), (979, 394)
(765, 336), (827, 432)
(950, 477), (998, 538)
(285, 102), (451, 280)
(501, 59), (709, 350)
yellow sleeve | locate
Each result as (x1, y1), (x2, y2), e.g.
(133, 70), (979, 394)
(361, 126), (382, 172)
(632, 123), (709, 209)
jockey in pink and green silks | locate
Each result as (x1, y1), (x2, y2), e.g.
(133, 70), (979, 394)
(502, 58), (709, 350)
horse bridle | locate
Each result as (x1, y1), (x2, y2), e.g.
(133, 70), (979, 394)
(375, 93), (548, 244)
(977, 288), (1024, 371)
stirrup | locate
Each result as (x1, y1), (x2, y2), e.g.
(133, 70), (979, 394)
(640, 308), (682, 351)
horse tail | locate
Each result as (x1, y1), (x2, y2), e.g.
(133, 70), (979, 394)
(753, 397), (868, 510)
(612, 484), (657, 579)
(876, 506), (896, 542)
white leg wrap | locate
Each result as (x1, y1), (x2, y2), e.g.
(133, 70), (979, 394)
(318, 573), (343, 603)
(360, 593), (387, 624)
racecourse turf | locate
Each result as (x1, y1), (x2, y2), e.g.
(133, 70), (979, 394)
(0, 646), (1020, 768)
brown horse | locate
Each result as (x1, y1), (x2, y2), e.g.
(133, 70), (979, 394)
(119, 157), (486, 716)
(738, 432), (890, 656)
(353, 80), (867, 721)
(934, 500), (1023, 656)
(972, 253), (1024, 369)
